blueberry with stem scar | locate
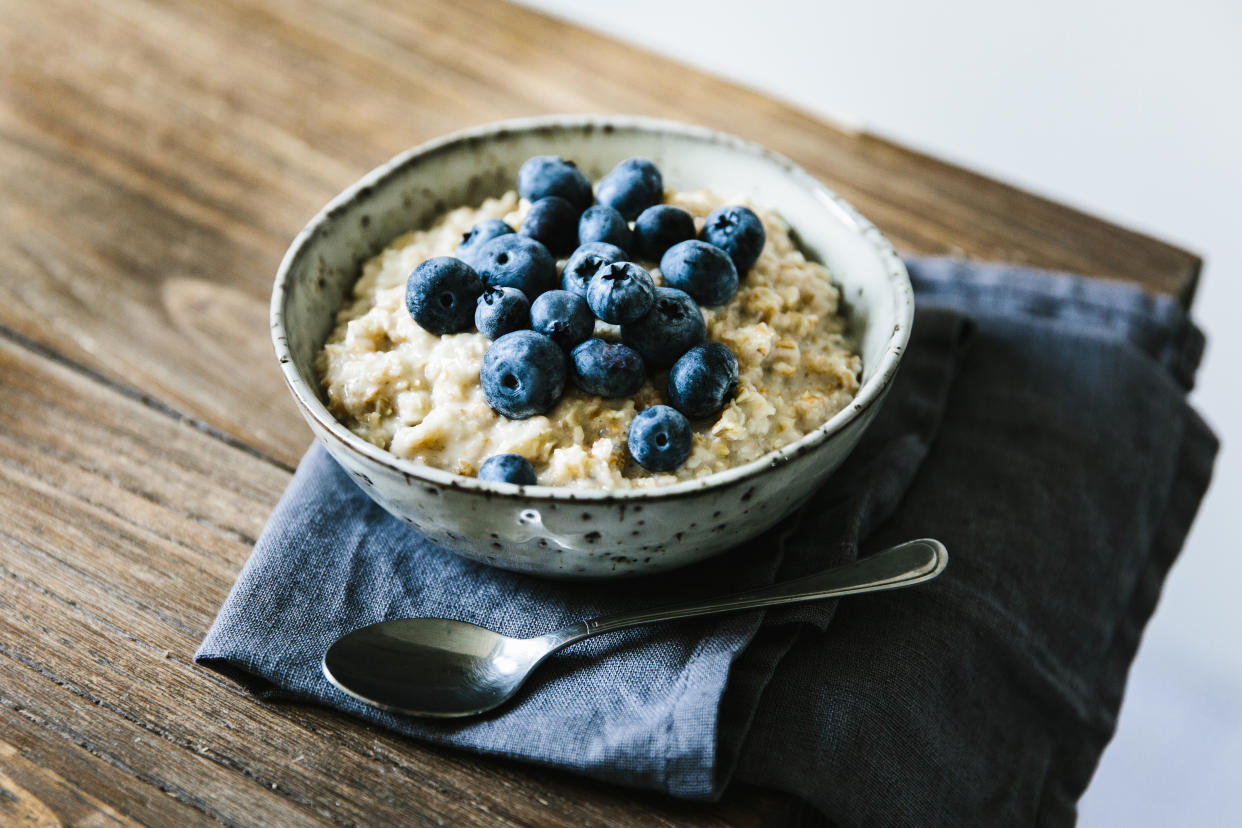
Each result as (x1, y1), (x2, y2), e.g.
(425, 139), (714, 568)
(406, 256), (485, 335)
(628, 405), (692, 472)
(530, 289), (595, 350)
(562, 242), (626, 297)
(480, 330), (567, 419)
(621, 286), (706, 368)
(456, 219), (514, 269)
(586, 261), (655, 325)
(699, 205), (765, 275)
(474, 286), (530, 340)
(474, 234), (558, 299)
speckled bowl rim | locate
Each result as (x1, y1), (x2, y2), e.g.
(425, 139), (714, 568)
(272, 114), (913, 503)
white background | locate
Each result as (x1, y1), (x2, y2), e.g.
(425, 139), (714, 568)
(515, 1), (1242, 822)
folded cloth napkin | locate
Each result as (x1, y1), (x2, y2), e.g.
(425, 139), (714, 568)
(197, 258), (1217, 825)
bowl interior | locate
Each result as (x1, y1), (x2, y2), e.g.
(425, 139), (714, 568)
(276, 116), (910, 495)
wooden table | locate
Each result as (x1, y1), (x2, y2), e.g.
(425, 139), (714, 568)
(0, 0), (1200, 824)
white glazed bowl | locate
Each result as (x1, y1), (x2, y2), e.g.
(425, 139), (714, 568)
(272, 115), (912, 578)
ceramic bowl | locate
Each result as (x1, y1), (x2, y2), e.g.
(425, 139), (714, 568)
(272, 115), (912, 578)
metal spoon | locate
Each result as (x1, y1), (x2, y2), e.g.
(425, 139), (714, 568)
(322, 538), (947, 718)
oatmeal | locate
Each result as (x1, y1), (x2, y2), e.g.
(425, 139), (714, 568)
(318, 189), (860, 489)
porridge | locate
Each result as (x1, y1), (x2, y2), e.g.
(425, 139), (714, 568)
(318, 178), (860, 489)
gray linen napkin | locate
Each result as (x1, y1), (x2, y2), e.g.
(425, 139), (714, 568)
(197, 258), (1216, 825)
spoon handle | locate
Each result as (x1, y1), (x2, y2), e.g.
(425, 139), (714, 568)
(546, 539), (946, 649)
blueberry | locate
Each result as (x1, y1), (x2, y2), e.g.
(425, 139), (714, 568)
(633, 205), (694, 261)
(628, 405), (692, 472)
(659, 240), (739, 306)
(474, 286), (530, 340)
(668, 342), (739, 419)
(405, 256), (485, 335)
(700, 205), (765, 274)
(480, 330), (567, 419)
(456, 219), (514, 269)
(562, 242), (626, 297)
(520, 196), (579, 256)
(586, 261), (655, 325)
(570, 338), (646, 398)
(596, 157), (662, 220)
(577, 205), (633, 250)
(478, 454), (537, 485)
(474, 234), (557, 299)
(530, 290), (594, 350)
(621, 287), (706, 367)
(517, 155), (593, 211)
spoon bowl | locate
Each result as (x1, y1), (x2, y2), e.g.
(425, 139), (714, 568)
(325, 618), (559, 716)
(323, 538), (948, 717)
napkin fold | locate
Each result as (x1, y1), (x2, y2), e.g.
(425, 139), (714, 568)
(197, 258), (1217, 825)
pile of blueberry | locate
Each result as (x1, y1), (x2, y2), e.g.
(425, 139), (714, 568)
(405, 155), (766, 484)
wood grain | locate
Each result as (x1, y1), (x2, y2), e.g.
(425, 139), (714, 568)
(0, 0), (1200, 824)
(0, 334), (797, 826)
(0, 736), (140, 827)
(0, 0), (1198, 470)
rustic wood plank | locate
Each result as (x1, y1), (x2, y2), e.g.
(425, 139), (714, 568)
(0, 736), (139, 827)
(0, 0), (1199, 470)
(0, 333), (796, 827)
(1, 708), (202, 827)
